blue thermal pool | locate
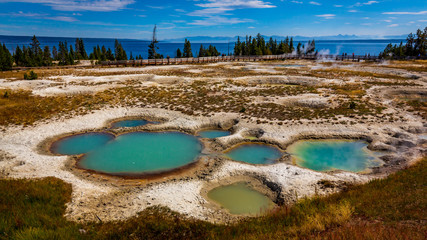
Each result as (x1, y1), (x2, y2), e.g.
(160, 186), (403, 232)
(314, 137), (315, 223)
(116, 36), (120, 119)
(207, 182), (275, 215)
(226, 144), (282, 164)
(111, 119), (154, 128)
(50, 132), (114, 155)
(287, 140), (383, 172)
(78, 132), (202, 175)
(198, 130), (231, 139)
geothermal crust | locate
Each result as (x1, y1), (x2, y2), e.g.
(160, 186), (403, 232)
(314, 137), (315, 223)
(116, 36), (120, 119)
(0, 106), (424, 223)
(0, 60), (426, 223)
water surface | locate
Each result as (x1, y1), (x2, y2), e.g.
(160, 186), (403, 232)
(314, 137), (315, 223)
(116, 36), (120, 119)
(226, 144), (282, 164)
(111, 119), (153, 128)
(207, 182), (274, 215)
(51, 132), (114, 155)
(287, 140), (382, 172)
(79, 132), (202, 175)
(198, 130), (231, 139)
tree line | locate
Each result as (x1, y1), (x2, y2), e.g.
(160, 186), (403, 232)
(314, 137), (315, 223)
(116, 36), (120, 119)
(174, 40), (221, 58)
(0, 35), (130, 70)
(380, 27), (426, 59)
(234, 33), (316, 56)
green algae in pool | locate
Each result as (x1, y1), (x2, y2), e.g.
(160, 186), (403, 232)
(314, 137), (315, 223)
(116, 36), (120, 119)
(207, 182), (274, 215)
(79, 132), (202, 175)
(198, 130), (230, 139)
(226, 144), (282, 164)
(111, 119), (153, 128)
(51, 132), (114, 155)
(287, 140), (382, 172)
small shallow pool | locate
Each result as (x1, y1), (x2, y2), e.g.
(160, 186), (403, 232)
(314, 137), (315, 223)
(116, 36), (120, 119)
(287, 140), (383, 172)
(198, 130), (231, 139)
(207, 182), (274, 215)
(111, 119), (155, 128)
(226, 144), (282, 164)
(50, 132), (114, 155)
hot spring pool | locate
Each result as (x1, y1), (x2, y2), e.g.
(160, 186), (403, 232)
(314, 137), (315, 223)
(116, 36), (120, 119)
(207, 182), (274, 215)
(50, 132), (114, 155)
(287, 140), (383, 172)
(52, 131), (202, 176)
(226, 144), (282, 164)
(198, 130), (231, 139)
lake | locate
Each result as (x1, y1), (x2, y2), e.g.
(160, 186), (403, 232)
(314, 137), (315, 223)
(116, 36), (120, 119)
(0, 35), (404, 58)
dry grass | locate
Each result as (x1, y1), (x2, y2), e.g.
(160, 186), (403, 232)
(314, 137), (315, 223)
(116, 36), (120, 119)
(1, 158), (424, 239)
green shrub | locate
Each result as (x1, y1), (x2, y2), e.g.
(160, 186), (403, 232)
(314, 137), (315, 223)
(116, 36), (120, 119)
(24, 70), (38, 80)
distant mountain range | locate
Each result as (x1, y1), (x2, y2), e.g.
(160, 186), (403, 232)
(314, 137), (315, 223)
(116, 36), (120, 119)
(162, 34), (407, 43)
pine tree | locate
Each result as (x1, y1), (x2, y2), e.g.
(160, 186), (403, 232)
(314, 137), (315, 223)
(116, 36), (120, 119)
(52, 46), (58, 61)
(57, 41), (70, 65)
(43, 46), (52, 66)
(297, 42), (302, 55)
(176, 48), (182, 58)
(289, 37), (294, 52)
(183, 39), (193, 58)
(30, 35), (43, 66)
(148, 25), (160, 59)
(234, 36), (242, 56)
(0, 43), (13, 71)
(14, 46), (23, 66)
(198, 44), (205, 57)
(75, 38), (81, 60)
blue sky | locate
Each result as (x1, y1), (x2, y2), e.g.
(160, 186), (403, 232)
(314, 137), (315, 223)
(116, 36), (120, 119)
(0, 0), (426, 39)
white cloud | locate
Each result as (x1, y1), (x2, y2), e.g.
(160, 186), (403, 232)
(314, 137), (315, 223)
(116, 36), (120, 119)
(364, 1), (378, 5)
(248, 26), (255, 28)
(188, 0), (275, 25)
(1, 11), (78, 22)
(381, 19), (392, 23)
(291, 0), (302, 4)
(188, 7), (233, 16)
(45, 16), (77, 22)
(348, 10), (358, 13)
(195, 0), (275, 9)
(419, 20), (427, 22)
(188, 16), (253, 26)
(382, 11), (427, 15)
(0, 0), (135, 12)
(147, 6), (166, 10)
(316, 14), (335, 19)
(353, 1), (379, 7)
(334, 5), (343, 7)
(309, 1), (321, 5)
(388, 24), (399, 27)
